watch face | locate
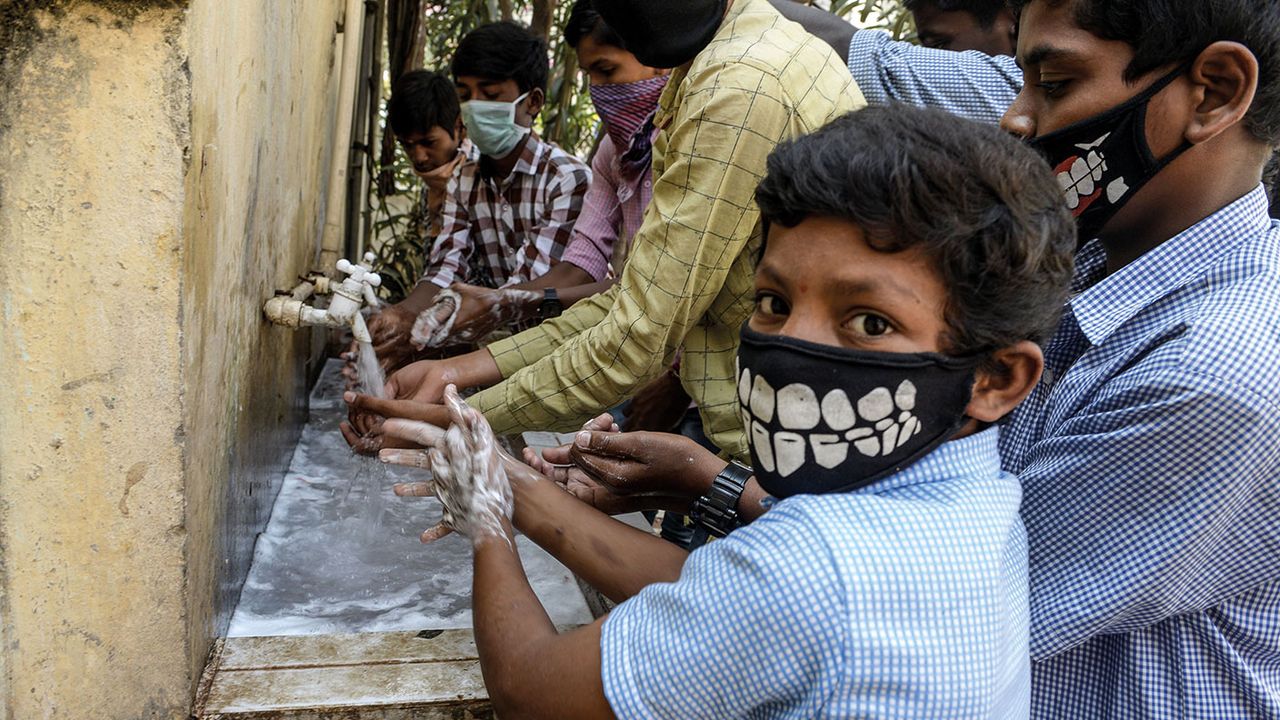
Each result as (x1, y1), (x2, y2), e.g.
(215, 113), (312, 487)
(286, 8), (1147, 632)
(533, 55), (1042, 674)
(539, 299), (563, 319)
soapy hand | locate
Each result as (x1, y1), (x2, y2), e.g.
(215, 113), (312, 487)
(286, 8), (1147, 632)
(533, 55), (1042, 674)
(413, 282), (540, 348)
(397, 385), (513, 547)
(366, 304), (419, 372)
(569, 430), (727, 503)
(410, 289), (462, 350)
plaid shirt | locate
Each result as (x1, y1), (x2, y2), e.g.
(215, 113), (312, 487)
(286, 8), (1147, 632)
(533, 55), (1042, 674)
(421, 134), (590, 290)
(1002, 187), (1280, 718)
(469, 0), (862, 460)
(559, 132), (654, 281)
(407, 139), (480, 246)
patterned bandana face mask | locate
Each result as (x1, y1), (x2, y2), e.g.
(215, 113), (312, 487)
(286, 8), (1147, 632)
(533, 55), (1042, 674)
(460, 91), (531, 159)
(589, 75), (668, 160)
(736, 325), (980, 498)
(1028, 63), (1192, 245)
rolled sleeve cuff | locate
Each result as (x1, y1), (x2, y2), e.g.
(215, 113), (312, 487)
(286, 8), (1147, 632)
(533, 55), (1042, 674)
(559, 232), (612, 282)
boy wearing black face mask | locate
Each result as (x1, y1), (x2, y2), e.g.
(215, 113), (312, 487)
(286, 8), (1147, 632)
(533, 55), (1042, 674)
(379, 105), (1076, 719)
(566, 2), (1280, 717)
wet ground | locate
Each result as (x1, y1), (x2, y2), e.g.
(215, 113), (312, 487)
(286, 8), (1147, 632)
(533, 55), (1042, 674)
(228, 359), (592, 636)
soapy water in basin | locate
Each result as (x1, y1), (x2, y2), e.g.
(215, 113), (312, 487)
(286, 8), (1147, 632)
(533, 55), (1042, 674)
(228, 358), (591, 636)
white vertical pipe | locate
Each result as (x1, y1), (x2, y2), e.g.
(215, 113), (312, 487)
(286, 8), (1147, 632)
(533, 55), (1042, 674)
(319, 0), (367, 270)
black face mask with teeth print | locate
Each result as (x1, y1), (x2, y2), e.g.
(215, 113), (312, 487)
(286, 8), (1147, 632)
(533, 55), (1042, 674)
(1027, 62), (1193, 247)
(736, 325), (981, 499)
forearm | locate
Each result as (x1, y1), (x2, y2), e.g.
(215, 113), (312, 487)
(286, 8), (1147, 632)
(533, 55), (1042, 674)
(472, 526), (611, 719)
(512, 473), (687, 602)
(512, 262), (595, 292)
(448, 348), (503, 389)
(558, 279), (616, 308)
(400, 282), (442, 315)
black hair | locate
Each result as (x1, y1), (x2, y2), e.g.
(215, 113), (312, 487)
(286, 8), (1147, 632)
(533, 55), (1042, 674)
(1009, 0), (1280, 145)
(903, 0), (1007, 29)
(754, 105), (1076, 356)
(452, 21), (549, 94)
(387, 70), (460, 139)
(565, 0), (625, 50)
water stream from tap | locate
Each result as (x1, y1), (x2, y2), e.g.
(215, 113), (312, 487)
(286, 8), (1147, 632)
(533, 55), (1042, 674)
(350, 338), (390, 538)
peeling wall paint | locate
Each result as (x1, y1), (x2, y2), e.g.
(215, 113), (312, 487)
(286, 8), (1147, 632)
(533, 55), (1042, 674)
(0, 0), (347, 716)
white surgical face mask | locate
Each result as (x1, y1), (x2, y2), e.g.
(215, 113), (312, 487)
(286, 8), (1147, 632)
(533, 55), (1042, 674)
(460, 91), (531, 158)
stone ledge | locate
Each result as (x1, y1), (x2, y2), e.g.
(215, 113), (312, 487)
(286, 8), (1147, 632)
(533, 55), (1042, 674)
(195, 631), (494, 720)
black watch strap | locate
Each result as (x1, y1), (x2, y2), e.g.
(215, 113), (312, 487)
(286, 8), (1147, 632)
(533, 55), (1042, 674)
(538, 288), (563, 319)
(690, 460), (752, 538)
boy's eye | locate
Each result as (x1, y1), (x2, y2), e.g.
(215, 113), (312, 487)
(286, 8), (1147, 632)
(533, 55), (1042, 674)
(848, 313), (893, 337)
(1035, 79), (1069, 98)
(754, 293), (790, 317)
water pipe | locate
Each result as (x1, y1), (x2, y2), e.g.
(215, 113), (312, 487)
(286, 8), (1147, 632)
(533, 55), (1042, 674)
(318, 0), (369, 270)
(263, 253), (382, 343)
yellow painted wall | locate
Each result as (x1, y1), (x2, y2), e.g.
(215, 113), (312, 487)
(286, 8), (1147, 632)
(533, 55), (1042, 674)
(180, 0), (344, 694)
(0, 0), (348, 716)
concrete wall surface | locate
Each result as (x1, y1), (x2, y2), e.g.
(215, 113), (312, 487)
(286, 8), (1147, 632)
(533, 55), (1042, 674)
(0, 0), (347, 717)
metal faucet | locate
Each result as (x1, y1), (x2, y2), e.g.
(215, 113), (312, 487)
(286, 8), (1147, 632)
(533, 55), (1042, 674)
(263, 252), (383, 343)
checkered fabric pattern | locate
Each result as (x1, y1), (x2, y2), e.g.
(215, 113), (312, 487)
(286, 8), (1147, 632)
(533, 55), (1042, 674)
(469, 0), (863, 460)
(420, 134), (590, 290)
(406, 139), (480, 245)
(1000, 186), (1280, 718)
(846, 31), (1020, 124)
(602, 428), (1031, 719)
(559, 132), (654, 282)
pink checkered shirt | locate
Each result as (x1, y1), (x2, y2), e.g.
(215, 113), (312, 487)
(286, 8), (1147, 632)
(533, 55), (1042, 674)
(421, 135), (591, 289)
(559, 132), (655, 281)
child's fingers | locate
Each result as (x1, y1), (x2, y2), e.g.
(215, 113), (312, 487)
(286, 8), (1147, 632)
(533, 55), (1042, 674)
(381, 419), (446, 448)
(420, 523), (454, 543)
(392, 481), (436, 497)
(381, 448), (433, 469)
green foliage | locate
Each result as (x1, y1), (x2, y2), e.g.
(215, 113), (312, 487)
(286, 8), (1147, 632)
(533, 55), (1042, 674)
(367, 0), (909, 303)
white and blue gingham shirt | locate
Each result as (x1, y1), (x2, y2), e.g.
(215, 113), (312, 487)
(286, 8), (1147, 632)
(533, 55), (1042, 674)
(846, 31), (1020, 125)
(850, 36), (1280, 716)
(601, 428), (1030, 719)
(1002, 187), (1280, 718)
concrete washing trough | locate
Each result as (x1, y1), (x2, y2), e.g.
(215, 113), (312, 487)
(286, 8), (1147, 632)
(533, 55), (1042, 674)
(195, 360), (623, 718)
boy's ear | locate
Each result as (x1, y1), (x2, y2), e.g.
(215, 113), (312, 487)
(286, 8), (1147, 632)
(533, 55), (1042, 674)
(1185, 41), (1259, 146)
(522, 88), (546, 121)
(964, 341), (1044, 424)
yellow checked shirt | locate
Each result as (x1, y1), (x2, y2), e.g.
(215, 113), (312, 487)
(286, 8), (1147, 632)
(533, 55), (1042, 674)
(470, 0), (864, 460)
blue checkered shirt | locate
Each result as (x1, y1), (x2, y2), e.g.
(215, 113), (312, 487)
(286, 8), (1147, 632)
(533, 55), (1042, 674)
(846, 31), (1020, 124)
(1001, 186), (1280, 718)
(601, 428), (1030, 719)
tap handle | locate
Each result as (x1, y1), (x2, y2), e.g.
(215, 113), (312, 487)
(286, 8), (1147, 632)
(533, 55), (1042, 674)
(336, 257), (382, 288)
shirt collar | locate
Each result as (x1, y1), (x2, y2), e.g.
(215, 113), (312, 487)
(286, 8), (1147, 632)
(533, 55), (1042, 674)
(459, 137), (480, 163)
(480, 132), (545, 181)
(853, 426), (1002, 496)
(1068, 185), (1271, 346)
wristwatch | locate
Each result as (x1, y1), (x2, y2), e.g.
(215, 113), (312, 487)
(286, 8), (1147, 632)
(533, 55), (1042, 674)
(689, 460), (753, 538)
(537, 288), (563, 320)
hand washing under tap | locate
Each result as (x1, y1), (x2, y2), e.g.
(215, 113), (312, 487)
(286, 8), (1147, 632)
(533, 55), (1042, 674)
(263, 252), (383, 343)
